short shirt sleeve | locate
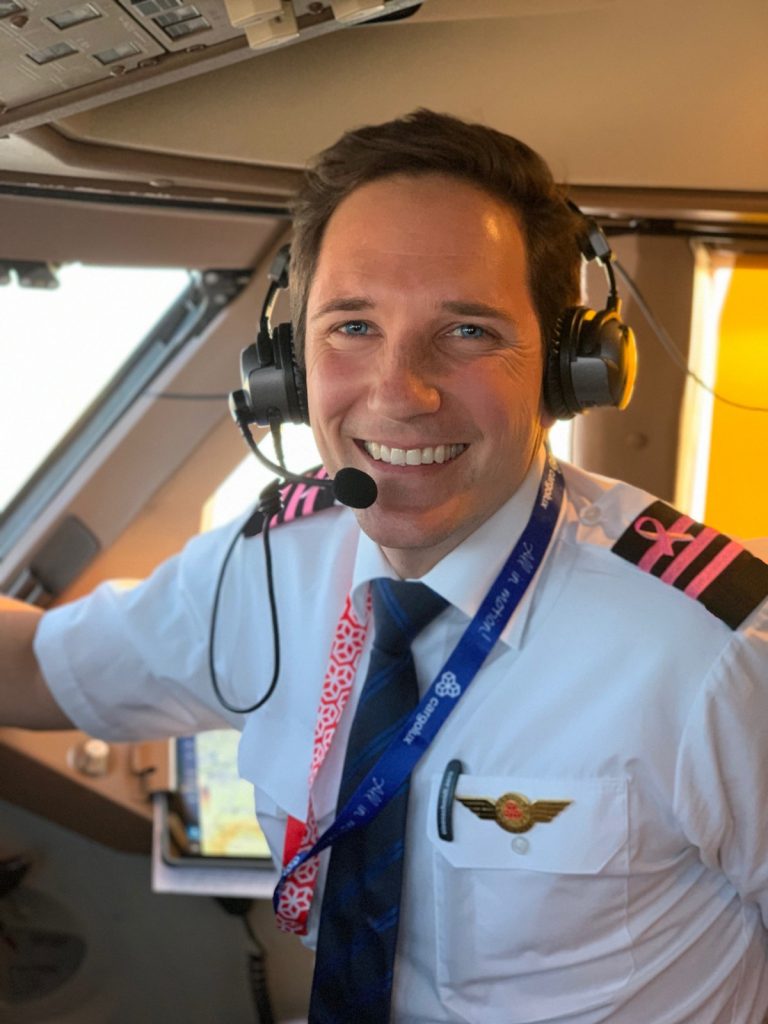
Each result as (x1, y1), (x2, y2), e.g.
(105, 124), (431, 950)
(674, 599), (768, 925)
(34, 520), (247, 741)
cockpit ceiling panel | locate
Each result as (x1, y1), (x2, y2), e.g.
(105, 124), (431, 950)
(410, 0), (616, 20)
(0, 0), (421, 132)
(1, 0), (164, 108)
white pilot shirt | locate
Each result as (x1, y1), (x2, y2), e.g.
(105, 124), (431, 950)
(35, 449), (768, 1023)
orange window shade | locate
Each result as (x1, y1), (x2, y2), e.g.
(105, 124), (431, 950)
(704, 254), (768, 540)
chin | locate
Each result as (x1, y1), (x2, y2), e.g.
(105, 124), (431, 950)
(355, 500), (474, 558)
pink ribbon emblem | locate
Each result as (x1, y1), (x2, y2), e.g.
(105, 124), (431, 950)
(632, 512), (743, 598)
(634, 516), (695, 558)
(634, 513), (698, 573)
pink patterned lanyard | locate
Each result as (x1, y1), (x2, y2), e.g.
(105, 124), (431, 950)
(275, 588), (371, 934)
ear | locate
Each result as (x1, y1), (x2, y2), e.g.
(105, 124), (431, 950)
(539, 399), (557, 430)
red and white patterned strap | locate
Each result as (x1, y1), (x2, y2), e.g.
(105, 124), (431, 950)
(275, 589), (371, 934)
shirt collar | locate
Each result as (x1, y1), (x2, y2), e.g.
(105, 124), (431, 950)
(351, 445), (550, 649)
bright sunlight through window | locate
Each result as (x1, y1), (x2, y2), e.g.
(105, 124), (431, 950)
(0, 263), (190, 514)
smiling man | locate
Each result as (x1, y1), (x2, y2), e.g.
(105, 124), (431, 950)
(2, 110), (768, 1023)
(305, 172), (549, 578)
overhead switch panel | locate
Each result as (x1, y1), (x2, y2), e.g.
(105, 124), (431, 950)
(0, 0), (423, 132)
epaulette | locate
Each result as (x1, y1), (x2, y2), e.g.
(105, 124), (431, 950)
(611, 499), (768, 629)
(242, 467), (337, 539)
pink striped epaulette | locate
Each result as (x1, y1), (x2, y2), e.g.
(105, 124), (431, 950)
(242, 467), (336, 539)
(611, 499), (768, 629)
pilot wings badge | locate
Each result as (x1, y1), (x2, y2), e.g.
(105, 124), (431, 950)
(457, 791), (572, 834)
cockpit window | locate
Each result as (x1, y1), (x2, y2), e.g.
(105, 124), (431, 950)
(1, 261), (251, 562)
(1, 262), (190, 516)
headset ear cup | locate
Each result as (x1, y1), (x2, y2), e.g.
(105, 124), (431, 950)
(272, 323), (309, 425)
(288, 341), (309, 425)
(600, 316), (637, 410)
(238, 323), (307, 426)
(571, 308), (637, 412)
(545, 304), (637, 418)
(545, 307), (583, 419)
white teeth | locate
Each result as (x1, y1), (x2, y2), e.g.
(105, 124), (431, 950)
(362, 441), (466, 466)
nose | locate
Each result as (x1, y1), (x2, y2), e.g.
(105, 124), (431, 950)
(367, 337), (441, 419)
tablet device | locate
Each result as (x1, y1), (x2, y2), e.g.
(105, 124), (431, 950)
(161, 729), (274, 870)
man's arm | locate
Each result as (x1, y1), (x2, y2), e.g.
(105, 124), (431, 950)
(0, 596), (75, 729)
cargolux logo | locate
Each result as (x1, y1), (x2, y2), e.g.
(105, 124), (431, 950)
(540, 466), (556, 509)
(435, 672), (460, 699)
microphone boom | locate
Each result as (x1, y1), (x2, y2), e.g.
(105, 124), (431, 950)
(230, 389), (377, 510)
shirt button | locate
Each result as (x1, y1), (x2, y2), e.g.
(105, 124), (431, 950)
(580, 504), (602, 526)
(511, 837), (530, 855)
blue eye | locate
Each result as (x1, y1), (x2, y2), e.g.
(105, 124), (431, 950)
(452, 324), (486, 339)
(339, 321), (369, 336)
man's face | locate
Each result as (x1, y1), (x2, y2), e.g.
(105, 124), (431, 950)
(305, 173), (552, 578)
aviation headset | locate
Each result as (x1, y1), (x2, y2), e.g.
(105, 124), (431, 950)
(233, 202), (637, 428)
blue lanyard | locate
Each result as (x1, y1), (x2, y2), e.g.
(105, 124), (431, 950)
(274, 453), (565, 912)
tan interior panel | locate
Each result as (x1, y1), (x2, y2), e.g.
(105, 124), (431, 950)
(4, 123), (304, 195)
(42, 0), (768, 193)
(0, 189), (287, 264)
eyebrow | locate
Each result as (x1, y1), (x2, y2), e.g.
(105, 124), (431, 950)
(310, 296), (374, 320)
(309, 296), (519, 327)
(440, 300), (517, 324)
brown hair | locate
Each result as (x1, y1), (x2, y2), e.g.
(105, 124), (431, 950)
(289, 108), (582, 365)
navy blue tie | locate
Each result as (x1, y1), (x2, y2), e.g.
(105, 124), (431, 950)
(309, 579), (449, 1023)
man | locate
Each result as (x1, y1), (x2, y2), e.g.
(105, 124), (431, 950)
(2, 110), (767, 1022)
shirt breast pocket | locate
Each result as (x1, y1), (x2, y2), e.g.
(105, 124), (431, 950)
(426, 774), (634, 1023)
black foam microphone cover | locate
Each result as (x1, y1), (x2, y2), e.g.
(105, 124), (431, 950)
(332, 468), (378, 509)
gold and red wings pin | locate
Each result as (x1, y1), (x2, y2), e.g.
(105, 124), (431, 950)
(457, 791), (572, 834)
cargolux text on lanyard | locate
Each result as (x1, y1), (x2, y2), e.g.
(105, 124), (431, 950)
(274, 451), (565, 933)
